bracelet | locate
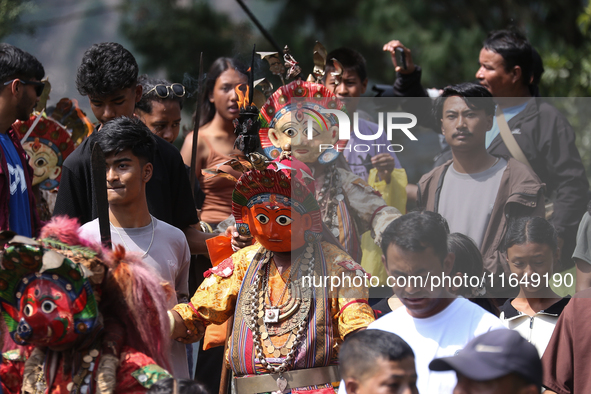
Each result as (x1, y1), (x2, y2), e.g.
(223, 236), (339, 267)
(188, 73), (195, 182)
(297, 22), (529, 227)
(167, 310), (176, 338)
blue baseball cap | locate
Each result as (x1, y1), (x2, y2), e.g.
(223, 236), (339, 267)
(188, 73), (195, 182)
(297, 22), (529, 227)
(429, 329), (542, 388)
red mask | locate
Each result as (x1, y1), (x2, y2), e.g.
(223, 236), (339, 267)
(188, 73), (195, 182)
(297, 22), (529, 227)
(243, 199), (312, 252)
(11, 278), (89, 349)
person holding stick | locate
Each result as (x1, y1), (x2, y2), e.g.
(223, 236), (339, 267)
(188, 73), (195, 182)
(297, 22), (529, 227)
(170, 154), (375, 394)
(180, 58), (247, 228)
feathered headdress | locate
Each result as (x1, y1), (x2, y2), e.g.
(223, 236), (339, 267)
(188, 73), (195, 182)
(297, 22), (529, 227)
(13, 112), (75, 190)
(258, 80), (347, 164)
(201, 152), (322, 242)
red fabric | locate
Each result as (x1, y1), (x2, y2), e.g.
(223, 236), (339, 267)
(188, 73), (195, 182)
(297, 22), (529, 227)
(292, 387), (336, 394)
(0, 346), (33, 394)
(210, 257), (234, 278)
(0, 356), (25, 394)
(337, 261), (371, 278)
(337, 261), (364, 272)
(115, 347), (161, 394)
(0, 346), (162, 394)
(542, 291), (591, 394)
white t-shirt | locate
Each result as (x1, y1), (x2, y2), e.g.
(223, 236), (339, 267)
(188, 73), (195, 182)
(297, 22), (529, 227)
(338, 298), (506, 394)
(80, 217), (191, 378)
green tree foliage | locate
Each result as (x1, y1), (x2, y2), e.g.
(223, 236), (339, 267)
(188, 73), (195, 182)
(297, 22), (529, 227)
(119, 0), (591, 177)
(0, 0), (34, 38)
(119, 0), (588, 95)
(119, 0), (253, 85)
(264, 0), (585, 93)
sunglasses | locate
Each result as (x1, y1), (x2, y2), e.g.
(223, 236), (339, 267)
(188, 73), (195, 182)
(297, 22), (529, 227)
(145, 83), (185, 99)
(3, 79), (45, 97)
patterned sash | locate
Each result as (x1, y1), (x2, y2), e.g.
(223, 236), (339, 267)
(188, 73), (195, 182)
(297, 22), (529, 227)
(336, 199), (360, 262)
(229, 244), (335, 376)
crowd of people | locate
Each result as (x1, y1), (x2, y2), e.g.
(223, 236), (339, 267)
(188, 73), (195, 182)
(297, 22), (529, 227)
(0, 25), (590, 394)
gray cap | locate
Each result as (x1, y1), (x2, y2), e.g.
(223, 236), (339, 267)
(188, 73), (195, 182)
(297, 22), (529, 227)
(429, 329), (542, 388)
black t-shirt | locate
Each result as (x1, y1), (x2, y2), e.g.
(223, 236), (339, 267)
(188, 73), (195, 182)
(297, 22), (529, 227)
(53, 129), (199, 229)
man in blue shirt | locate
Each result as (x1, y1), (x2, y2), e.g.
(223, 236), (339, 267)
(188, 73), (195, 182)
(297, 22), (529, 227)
(0, 44), (44, 237)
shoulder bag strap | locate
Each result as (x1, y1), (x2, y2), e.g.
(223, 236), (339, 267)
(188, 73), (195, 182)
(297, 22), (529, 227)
(496, 107), (533, 171)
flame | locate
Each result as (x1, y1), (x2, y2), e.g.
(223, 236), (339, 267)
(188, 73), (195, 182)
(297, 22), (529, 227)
(235, 84), (250, 109)
(32, 137), (42, 152)
(268, 194), (279, 209)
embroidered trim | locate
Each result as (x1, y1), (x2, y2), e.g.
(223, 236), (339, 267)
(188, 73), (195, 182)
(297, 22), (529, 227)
(337, 261), (371, 278)
(131, 364), (172, 388)
(339, 299), (369, 314)
(210, 257), (234, 278)
(369, 205), (388, 225)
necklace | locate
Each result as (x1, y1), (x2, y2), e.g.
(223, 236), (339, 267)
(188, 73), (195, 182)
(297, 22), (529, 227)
(110, 216), (155, 258)
(263, 263), (292, 323)
(32, 347), (100, 394)
(246, 243), (316, 382)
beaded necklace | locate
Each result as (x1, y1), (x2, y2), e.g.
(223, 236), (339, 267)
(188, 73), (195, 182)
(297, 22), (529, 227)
(245, 243), (316, 393)
(32, 347), (100, 394)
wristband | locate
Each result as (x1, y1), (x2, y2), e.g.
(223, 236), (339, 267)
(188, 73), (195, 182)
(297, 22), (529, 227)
(167, 310), (176, 338)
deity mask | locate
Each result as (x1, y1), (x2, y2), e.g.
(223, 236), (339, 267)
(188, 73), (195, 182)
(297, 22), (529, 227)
(232, 158), (322, 252)
(0, 238), (99, 350)
(13, 113), (75, 190)
(259, 81), (347, 165)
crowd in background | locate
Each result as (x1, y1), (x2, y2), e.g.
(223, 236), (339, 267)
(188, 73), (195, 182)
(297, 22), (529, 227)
(1, 25), (590, 394)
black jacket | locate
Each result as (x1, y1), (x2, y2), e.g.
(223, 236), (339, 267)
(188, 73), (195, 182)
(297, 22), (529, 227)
(487, 99), (589, 239)
(393, 69), (589, 240)
(54, 127), (199, 229)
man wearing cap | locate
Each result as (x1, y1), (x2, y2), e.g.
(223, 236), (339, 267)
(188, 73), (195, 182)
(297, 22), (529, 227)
(430, 329), (542, 394)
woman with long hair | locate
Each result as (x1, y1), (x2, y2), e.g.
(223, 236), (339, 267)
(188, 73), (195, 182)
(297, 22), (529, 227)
(181, 57), (248, 226)
(179, 57), (248, 394)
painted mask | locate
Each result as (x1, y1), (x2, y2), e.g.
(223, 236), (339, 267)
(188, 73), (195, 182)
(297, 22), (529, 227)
(242, 196), (310, 252)
(13, 113), (75, 190)
(0, 240), (99, 350)
(259, 81), (347, 164)
(232, 159), (322, 252)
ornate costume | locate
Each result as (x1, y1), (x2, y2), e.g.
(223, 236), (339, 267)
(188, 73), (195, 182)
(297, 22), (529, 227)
(12, 112), (76, 221)
(258, 79), (401, 262)
(13, 112), (75, 191)
(0, 217), (173, 394)
(174, 156), (375, 393)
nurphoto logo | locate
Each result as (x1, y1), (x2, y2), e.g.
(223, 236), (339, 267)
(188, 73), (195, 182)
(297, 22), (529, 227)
(308, 109), (418, 153)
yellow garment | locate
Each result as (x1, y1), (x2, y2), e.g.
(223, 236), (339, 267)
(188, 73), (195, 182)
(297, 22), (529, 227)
(368, 168), (408, 212)
(361, 168), (408, 285)
(173, 242), (375, 347)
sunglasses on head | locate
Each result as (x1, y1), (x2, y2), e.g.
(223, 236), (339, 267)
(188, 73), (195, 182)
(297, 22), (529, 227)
(3, 78), (45, 97)
(145, 83), (185, 99)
